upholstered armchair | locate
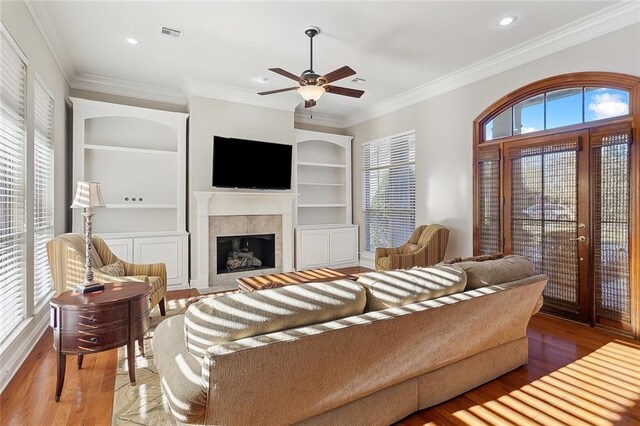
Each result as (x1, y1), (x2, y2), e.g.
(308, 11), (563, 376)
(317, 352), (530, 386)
(46, 233), (167, 315)
(375, 224), (449, 271)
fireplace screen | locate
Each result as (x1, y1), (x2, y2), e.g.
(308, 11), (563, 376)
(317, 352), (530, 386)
(216, 234), (276, 274)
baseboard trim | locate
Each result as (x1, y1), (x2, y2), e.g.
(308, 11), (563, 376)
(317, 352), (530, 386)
(0, 305), (50, 394)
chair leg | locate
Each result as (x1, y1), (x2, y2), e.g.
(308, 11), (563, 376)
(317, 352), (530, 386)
(159, 298), (166, 316)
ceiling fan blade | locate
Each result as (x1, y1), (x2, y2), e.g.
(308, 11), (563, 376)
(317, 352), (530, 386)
(324, 85), (365, 98)
(305, 100), (316, 108)
(268, 68), (302, 82)
(258, 87), (298, 96)
(319, 66), (356, 84)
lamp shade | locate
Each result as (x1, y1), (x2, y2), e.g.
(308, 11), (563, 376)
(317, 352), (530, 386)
(297, 85), (325, 101)
(71, 181), (106, 209)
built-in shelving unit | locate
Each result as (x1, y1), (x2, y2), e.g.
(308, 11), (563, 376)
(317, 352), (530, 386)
(294, 129), (358, 270)
(71, 98), (189, 287)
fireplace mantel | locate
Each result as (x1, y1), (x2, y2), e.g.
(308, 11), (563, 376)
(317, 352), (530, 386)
(191, 191), (296, 289)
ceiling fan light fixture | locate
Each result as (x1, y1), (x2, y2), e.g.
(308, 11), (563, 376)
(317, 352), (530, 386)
(297, 85), (325, 101)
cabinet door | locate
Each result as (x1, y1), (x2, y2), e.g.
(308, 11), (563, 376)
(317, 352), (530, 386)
(296, 229), (330, 270)
(330, 227), (358, 266)
(134, 236), (183, 286)
(101, 238), (134, 262)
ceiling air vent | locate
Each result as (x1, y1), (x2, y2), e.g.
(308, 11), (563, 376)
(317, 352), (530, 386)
(161, 26), (183, 40)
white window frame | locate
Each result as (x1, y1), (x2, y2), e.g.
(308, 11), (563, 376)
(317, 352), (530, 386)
(33, 73), (55, 308)
(0, 22), (28, 347)
(361, 130), (416, 254)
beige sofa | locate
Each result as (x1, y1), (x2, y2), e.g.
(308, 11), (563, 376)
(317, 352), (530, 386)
(153, 255), (546, 425)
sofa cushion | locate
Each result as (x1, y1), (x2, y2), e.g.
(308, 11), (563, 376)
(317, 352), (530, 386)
(184, 279), (366, 358)
(402, 243), (421, 255)
(356, 265), (466, 311)
(454, 254), (534, 290)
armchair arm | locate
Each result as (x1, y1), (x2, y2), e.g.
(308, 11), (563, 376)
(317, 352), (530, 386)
(122, 261), (167, 283)
(375, 246), (403, 259)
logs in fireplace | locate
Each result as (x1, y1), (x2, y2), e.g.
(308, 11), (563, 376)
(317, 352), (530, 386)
(216, 234), (275, 274)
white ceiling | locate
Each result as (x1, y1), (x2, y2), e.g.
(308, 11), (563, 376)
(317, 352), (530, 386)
(30, 1), (631, 122)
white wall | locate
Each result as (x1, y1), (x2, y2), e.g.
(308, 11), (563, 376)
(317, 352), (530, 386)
(187, 96), (294, 284)
(0, 0), (70, 392)
(346, 23), (640, 259)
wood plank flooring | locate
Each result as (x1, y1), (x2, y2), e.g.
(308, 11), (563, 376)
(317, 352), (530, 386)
(1, 278), (639, 425)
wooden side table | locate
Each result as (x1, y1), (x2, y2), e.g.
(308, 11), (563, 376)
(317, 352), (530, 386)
(50, 282), (152, 402)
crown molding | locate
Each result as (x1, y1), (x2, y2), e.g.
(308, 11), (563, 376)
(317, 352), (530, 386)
(24, 0), (75, 84)
(342, 0), (640, 128)
(71, 74), (186, 105)
(294, 110), (345, 129)
(182, 78), (299, 112)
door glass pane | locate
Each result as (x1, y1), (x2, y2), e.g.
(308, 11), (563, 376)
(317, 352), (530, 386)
(594, 140), (630, 323)
(511, 149), (579, 313)
(513, 94), (544, 135)
(477, 159), (500, 253)
(484, 107), (512, 141)
(546, 88), (582, 130)
(584, 87), (630, 122)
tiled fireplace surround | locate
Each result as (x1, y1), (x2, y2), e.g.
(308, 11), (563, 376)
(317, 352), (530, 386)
(192, 191), (296, 290)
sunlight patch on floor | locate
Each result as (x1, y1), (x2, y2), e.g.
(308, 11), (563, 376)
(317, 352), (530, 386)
(451, 341), (640, 426)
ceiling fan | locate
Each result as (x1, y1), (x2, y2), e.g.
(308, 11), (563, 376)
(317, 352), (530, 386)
(258, 27), (364, 108)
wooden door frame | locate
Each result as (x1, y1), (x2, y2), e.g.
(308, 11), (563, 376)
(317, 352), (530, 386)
(472, 72), (640, 338)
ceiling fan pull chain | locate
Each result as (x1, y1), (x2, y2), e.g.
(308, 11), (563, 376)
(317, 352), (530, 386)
(309, 35), (312, 72)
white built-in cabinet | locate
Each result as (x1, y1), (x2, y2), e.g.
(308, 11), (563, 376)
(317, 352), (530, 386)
(294, 129), (358, 270)
(70, 98), (189, 288)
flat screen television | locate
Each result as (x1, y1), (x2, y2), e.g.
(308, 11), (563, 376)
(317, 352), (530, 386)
(212, 136), (292, 190)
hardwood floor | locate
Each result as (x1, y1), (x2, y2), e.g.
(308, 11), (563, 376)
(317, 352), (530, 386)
(2, 281), (639, 425)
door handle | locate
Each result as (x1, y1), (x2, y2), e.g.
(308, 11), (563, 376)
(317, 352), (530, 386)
(569, 236), (586, 242)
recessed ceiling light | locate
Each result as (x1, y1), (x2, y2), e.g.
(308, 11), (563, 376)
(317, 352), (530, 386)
(253, 76), (269, 83)
(497, 15), (517, 27)
(126, 38), (139, 45)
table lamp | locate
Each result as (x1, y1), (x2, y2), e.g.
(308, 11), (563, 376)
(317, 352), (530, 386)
(71, 181), (106, 293)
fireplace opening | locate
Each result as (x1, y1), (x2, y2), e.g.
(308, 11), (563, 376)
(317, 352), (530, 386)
(216, 234), (276, 274)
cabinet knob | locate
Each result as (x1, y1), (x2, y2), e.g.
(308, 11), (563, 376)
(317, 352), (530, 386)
(132, 198), (137, 201)
(90, 337), (99, 344)
(139, 198), (143, 202)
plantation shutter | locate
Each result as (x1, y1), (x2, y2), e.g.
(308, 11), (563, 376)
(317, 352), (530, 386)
(362, 131), (416, 252)
(0, 26), (27, 344)
(592, 125), (632, 325)
(33, 77), (54, 305)
(475, 148), (501, 254)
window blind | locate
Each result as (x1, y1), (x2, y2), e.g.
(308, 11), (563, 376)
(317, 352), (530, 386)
(0, 26), (27, 344)
(33, 77), (54, 306)
(362, 131), (416, 253)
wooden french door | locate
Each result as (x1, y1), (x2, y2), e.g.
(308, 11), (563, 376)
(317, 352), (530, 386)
(504, 130), (591, 323)
(499, 125), (633, 332)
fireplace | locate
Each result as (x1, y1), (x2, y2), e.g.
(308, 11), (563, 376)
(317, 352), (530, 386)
(192, 191), (296, 291)
(216, 234), (275, 274)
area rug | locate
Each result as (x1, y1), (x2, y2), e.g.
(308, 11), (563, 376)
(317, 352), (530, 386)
(111, 291), (236, 425)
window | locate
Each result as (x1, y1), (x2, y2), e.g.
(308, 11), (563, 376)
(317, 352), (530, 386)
(0, 26), (27, 345)
(33, 76), (54, 306)
(362, 131), (416, 253)
(483, 86), (631, 141)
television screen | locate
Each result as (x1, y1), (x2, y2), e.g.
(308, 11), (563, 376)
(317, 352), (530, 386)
(212, 136), (292, 190)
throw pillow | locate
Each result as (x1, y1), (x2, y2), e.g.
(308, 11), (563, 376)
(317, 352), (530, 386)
(403, 243), (421, 255)
(442, 252), (504, 264)
(454, 255), (534, 290)
(97, 260), (125, 277)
